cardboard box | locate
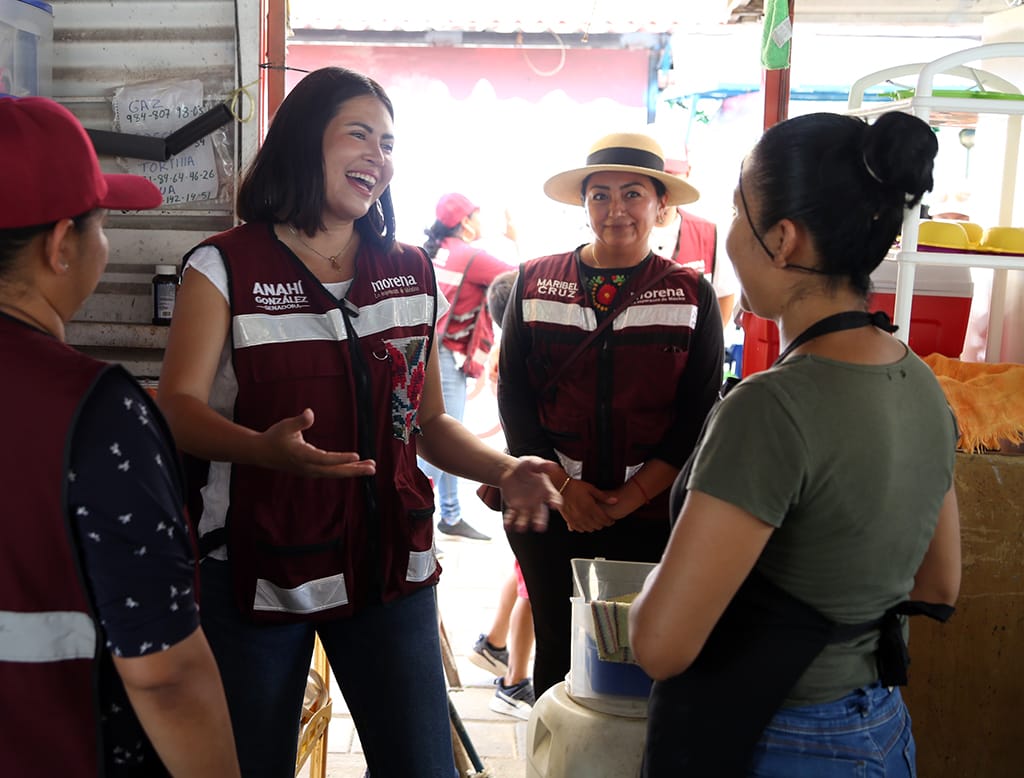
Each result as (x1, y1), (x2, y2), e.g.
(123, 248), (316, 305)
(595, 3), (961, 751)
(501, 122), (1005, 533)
(0, 0), (53, 97)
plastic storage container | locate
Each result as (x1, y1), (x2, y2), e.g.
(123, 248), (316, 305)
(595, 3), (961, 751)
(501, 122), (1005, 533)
(740, 262), (974, 375)
(0, 0), (53, 97)
(527, 682), (646, 778)
(567, 558), (655, 715)
(868, 261), (973, 359)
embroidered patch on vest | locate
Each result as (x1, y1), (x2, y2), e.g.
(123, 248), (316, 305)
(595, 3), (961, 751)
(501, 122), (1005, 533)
(586, 272), (628, 314)
(384, 336), (428, 442)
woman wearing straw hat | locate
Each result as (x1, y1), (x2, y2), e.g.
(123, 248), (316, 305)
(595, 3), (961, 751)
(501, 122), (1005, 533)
(0, 96), (239, 777)
(497, 132), (725, 697)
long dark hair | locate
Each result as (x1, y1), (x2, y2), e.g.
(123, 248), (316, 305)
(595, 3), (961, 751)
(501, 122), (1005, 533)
(236, 67), (398, 252)
(422, 220), (461, 259)
(746, 112), (938, 297)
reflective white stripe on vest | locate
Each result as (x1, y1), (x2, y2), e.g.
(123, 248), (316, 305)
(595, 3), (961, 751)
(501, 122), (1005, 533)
(523, 299), (596, 332)
(234, 309), (345, 348)
(353, 294), (435, 338)
(406, 549), (437, 583)
(613, 303), (699, 331)
(434, 266), (465, 288)
(252, 573), (349, 614)
(0, 610), (95, 662)
(233, 294), (435, 349)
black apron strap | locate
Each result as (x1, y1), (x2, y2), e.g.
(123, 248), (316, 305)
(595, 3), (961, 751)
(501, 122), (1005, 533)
(774, 309), (898, 366)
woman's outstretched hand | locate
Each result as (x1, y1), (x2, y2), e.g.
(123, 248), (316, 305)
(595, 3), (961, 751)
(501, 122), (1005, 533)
(261, 408), (376, 478)
(499, 457), (564, 533)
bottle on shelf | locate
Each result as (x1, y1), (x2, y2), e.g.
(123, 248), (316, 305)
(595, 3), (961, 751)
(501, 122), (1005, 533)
(152, 264), (179, 325)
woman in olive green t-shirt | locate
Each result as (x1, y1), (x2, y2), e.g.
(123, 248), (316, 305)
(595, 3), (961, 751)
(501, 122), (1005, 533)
(630, 111), (961, 777)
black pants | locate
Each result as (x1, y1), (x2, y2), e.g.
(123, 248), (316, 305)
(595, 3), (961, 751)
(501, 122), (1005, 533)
(506, 512), (670, 697)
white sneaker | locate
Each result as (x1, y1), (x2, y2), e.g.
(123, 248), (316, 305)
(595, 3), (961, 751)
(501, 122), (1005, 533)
(488, 677), (535, 721)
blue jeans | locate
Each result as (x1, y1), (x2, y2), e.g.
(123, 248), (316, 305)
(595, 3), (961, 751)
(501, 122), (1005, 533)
(200, 559), (456, 777)
(418, 345), (466, 523)
(749, 684), (916, 777)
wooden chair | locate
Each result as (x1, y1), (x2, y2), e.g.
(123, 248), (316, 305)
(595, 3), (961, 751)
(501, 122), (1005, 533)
(295, 637), (331, 778)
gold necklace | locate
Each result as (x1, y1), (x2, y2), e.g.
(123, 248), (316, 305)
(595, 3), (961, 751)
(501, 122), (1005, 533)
(288, 226), (356, 271)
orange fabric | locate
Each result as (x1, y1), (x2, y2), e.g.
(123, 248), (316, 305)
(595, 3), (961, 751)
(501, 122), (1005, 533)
(923, 354), (1024, 453)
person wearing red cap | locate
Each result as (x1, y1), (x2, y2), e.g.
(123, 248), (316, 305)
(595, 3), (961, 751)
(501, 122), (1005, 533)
(0, 97), (239, 777)
(155, 68), (561, 777)
(420, 193), (515, 541)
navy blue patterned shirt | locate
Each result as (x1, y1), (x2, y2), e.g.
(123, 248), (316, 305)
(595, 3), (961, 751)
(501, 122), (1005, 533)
(67, 369), (199, 775)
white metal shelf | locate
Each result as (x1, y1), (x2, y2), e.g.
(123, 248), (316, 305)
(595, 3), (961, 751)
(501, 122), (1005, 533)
(893, 250), (1024, 271)
(848, 42), (1024, 362)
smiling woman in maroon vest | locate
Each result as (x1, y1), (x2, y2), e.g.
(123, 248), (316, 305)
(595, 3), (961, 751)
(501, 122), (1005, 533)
(156, 67), (562, 778)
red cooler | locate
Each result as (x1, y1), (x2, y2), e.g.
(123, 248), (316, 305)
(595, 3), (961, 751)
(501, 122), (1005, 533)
(868, 261), (973, 359)
(740, 262), (974, 376)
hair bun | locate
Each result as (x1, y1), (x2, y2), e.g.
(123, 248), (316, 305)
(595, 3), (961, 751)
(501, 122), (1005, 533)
(862, 113), (938, 206)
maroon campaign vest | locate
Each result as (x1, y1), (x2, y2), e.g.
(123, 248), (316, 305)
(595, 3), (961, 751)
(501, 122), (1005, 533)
(669, 208), (717, 276)
(517, 252), (703, 519)
(198, 224), (440, 623)
(434, 238), (498, 378)
(0, 316), (107, 776)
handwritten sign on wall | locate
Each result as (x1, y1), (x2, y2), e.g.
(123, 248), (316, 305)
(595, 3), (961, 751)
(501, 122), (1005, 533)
(112, 79), (220, 206)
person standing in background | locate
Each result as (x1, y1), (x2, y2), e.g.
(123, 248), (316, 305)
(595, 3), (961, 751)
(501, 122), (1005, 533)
(467, 269), (538, 720)
(0, 96), (239, 778)
(648, 156), (738, 327)
(422, 193), (515, 541)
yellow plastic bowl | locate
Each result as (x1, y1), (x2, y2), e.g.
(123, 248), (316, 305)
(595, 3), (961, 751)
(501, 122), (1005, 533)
(918, 220), (970, 250)
(980, 226), (1024, 253)
(960, 222), (983, 246)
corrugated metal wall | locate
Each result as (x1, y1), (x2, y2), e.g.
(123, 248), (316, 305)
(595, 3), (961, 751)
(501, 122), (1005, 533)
(50, 0), (260, 376)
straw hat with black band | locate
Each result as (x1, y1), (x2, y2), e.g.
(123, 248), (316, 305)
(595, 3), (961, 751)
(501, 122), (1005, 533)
(543, 132), (700, 207)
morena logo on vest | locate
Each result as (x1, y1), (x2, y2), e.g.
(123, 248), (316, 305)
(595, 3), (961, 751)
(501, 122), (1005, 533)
(370, 274), (420, 299)
(638, 287), (688, 302)
(251, 280), (309, 312)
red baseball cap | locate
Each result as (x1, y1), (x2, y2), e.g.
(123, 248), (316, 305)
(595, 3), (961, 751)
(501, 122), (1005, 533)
(435, 193), (478, 229)
(0, 96), (163, 230)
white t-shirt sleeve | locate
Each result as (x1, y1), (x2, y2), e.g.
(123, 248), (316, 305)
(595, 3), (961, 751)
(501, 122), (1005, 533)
(185, 244), (230, 302)
(712, 249), (739, 299)
(435, 276), (450, 322)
